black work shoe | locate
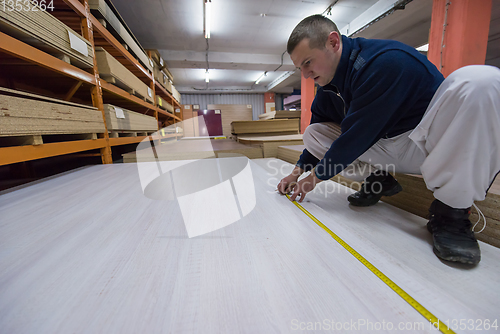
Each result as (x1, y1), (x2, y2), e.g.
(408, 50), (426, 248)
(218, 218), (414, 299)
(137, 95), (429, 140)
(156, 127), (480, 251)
(427, 200), (481, 265)
(347, 171), (403, 207)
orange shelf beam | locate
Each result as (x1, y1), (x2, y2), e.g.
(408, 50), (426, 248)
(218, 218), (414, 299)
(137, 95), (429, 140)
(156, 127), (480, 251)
(0, 31), (96, 85)
(0, 139), (108, 166)
(108, 136), (153, 146)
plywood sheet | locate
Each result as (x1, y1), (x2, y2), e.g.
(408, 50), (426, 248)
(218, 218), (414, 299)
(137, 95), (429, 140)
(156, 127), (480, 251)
(231, 119), (299, 136)
(103, 104), (157, 131)
(95, 47), (153, 103)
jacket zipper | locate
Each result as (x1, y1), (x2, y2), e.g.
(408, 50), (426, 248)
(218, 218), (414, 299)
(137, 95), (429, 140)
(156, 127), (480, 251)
(324, 87), (347, 118)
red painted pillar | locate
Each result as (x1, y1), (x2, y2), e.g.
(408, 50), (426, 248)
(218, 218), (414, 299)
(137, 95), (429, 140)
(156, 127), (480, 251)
(428, 0), (492, 77)
(300, 76), (315, 134)
(264, 92), (275, 113)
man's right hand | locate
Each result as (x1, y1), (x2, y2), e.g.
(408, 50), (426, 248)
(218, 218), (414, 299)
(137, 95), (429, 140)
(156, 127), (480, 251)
(277, 174), (300, 195)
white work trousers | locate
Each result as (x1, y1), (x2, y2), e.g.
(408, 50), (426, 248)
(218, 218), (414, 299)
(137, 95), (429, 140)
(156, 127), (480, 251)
(303, 65), (500, 209)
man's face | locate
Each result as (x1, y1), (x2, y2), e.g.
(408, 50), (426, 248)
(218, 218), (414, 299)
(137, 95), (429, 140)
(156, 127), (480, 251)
(290, 35), (341, 87)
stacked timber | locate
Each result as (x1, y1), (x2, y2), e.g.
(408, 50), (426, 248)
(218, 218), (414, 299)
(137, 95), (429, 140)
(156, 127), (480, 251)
(0, 0), (93, 68)
(157, 96), (174, 113)
(231, 119), (300, 137)
(208, 104), (253, 137)
(0, 88), (104, 142)
(89, 0), (152, 72)
(103, 104), (157, 133)
(95, 47), (154, 103)
(237, 134), (303, 158)
(258, 110), (302, 120)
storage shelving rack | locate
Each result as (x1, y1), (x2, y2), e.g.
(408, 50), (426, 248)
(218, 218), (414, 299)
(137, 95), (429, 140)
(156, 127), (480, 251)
(0, 0), (181, 166)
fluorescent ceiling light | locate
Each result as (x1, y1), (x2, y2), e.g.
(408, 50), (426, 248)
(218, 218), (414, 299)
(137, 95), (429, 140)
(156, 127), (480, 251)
(205, 0), (211, 39)
(205, 70), (210, 83)
(255, 71), (267, 85)
(416, 43), (429, 52)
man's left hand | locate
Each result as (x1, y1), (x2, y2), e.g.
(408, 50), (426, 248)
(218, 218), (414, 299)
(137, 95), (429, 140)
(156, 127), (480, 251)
(289, 172), (322, 203)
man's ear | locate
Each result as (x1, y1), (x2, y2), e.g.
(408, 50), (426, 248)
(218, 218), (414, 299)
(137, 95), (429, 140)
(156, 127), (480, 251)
(327, 31), (341, 52)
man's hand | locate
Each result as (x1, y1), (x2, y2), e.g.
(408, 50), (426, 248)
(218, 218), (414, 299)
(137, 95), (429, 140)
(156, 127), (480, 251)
(289, 172), (322, 203)
(277, 173), (299, 195)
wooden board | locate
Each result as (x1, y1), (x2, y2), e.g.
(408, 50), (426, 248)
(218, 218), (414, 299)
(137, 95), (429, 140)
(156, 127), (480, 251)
(0, 1), (93, 68)
(95, 47), (153, 103)
(0, 88), (104, 136)
(258, 110), (302, 120)
(237, 135), (304, 158)
(208, 104), (253, 137)
(103, 104), (157, 132)
(231, 119), (300, 136)
(89, 0), (152, 72)
(122, 138), (263, 163)
(1, 159), (499, 333)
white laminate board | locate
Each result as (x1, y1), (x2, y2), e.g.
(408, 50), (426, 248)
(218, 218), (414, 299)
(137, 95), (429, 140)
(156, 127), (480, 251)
(1, 159), (498, 333)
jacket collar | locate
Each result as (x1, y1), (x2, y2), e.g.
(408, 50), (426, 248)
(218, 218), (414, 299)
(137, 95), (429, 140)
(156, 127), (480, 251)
(325, 35), (352, 92)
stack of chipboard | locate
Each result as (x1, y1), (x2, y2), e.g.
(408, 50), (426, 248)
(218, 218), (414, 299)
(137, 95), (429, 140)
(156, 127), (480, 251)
(258, 110), (302, 120)
(208, 104), (253, 137)
(237, 135), (304, 158)
(0, 88), (104, 136)
(172, 85), (181, 103)
(95, 47), (154, 103)
(0, 0), (93, 68)
(147, 49), (174, 81)
(103, 104), (157, 132)
(89, 0), (152, 72)
(157, 96), (174, 113)
(150, 54), (173, 94)
(231, 119), (300, 136)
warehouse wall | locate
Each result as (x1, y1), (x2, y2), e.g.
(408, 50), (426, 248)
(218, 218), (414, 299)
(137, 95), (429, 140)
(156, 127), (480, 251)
(180, 94), (265, 120)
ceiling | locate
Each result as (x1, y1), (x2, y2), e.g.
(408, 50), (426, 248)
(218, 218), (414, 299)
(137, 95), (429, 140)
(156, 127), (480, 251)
(112, 0), (500, 94)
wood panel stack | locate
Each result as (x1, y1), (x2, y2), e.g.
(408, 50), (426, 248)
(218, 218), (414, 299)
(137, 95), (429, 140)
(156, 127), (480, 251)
(277, 144), (306, 163)
(89, 0), (152, 72)
(231, 119), (300, 137)
(147, 49), (174, 94)
(157, 96), (174, 113)
(95, 47), (154, 103)
(103, 104), (157, 133)
(258, 110), (302, 120)
(237, 135), (303, 158)
(207, 104), (253, 137)
(0, 1), (94, 68)
(0, 88), (105, 143)
(172, 85), (181, 103)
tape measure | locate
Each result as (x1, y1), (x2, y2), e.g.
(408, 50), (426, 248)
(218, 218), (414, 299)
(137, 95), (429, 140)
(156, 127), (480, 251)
(285, 194), (455, 334)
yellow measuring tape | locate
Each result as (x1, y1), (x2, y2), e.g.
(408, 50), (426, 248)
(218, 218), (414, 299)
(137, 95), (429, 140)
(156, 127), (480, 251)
(285, 194), (455, 334)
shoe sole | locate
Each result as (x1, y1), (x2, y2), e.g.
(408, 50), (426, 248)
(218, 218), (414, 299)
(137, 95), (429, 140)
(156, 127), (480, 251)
(348, 183), (403, 207)
(432, 247), (480, 265)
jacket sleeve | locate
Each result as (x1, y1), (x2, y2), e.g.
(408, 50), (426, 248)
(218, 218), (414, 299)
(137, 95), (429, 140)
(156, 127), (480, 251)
(295, 92), (334, 171)
(314, 50), (430, 180)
